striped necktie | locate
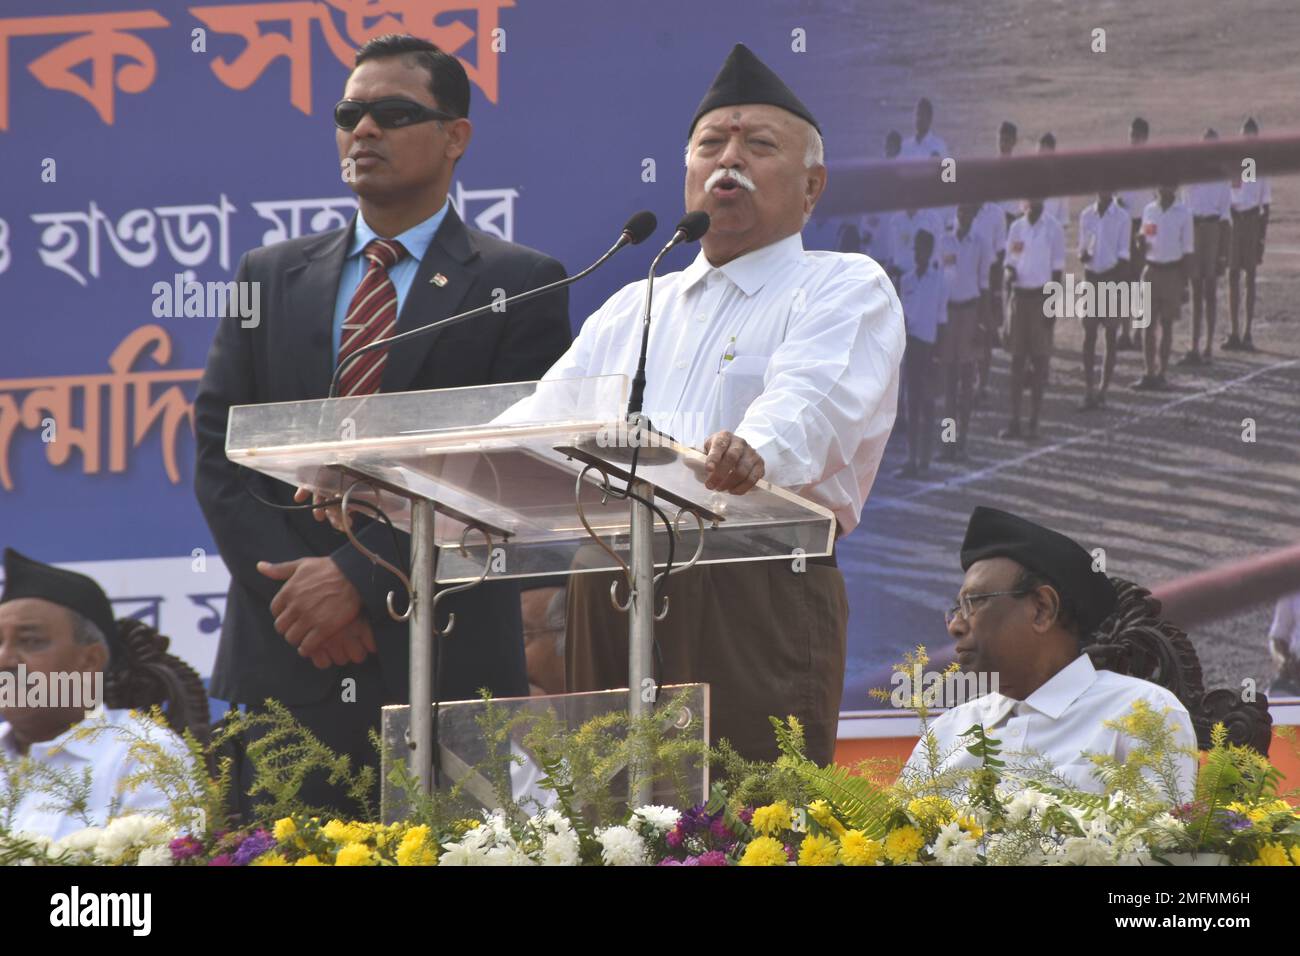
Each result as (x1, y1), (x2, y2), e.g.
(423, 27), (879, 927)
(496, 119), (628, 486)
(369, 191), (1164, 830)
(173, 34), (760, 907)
(337, 238), (407, 396)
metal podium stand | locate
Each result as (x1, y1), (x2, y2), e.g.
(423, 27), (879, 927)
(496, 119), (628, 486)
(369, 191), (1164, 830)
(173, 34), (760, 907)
(226, 374), (835, 805)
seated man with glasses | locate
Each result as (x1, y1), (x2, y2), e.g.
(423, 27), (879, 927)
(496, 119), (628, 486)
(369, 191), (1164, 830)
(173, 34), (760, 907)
(903, 507), (1198, 795)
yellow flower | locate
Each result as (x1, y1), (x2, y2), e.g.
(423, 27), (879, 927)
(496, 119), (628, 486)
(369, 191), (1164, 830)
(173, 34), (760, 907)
(323, 819), (370, 845)
(1251, 843), (1293, 867)
(806, 800), (847, 838)
(272, 818), (297, 842)
(335, 842), (376, 866)
(884, 825), (925, 864)
(839, 830), (883, 866)
(907, 796), (955, 828)
(1290, 846), (1300, 866)
(797, 833), (839, 866)
(739, 836), (789, 867)
(253, 853), (288, 866)
(396, 825), (438, 867)
(957, 815), (984, 841)
(750, 801), (793, 836)
(295, 854), (325, 866)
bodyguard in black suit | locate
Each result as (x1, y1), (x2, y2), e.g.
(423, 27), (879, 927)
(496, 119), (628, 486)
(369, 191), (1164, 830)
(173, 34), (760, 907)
(193, 35), (571, 813)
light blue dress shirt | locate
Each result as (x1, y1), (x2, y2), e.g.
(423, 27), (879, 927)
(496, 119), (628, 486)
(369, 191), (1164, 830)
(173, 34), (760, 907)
(331, 200), (450, 363)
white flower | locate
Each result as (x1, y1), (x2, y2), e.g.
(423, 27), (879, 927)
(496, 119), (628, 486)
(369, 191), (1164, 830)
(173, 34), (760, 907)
(137, 844), (174, 867)
(633, 805), (681, 835)
(595, 825), (647, 866)
(54, 826), (104, 860)
(931, 822), (980, 866)
(483, 844), (535, 866)
(540, 829), (580, 866)
(1006, 788), (1058, 824)
(93, 814), (173, 863)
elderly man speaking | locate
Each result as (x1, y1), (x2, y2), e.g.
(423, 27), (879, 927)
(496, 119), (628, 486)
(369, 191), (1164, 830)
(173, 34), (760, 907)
(546, 45), (905, 764)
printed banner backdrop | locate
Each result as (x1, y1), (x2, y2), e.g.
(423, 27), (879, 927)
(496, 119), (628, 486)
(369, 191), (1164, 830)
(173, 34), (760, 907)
(0, 0), (904, 709)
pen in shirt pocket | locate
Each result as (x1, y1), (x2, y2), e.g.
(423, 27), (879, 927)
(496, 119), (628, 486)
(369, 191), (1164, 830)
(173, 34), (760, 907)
(716, 335), (737, 374)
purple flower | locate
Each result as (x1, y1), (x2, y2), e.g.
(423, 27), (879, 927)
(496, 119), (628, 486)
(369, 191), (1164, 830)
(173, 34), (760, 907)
(665, 825), (685, 849)
(679, 806), (711, 835)
(784, 844), (796, 862)
(697, 850), (727, 866)
(169, 835), (205, 862)
(738, 807), (754, 825)
(232, 829), (277, 866)
(207, 854), (235, 866)
(1219, 811), (1252, 832)
(710, 816), (732, 841)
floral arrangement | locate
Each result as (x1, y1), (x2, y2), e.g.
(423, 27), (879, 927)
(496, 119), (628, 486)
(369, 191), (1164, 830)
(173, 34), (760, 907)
(2, 651), (1297, 866)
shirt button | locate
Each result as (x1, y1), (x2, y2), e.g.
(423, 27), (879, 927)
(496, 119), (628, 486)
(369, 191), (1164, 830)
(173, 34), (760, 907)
(675, 359), (687, 370)
(696, 314), (707, 323)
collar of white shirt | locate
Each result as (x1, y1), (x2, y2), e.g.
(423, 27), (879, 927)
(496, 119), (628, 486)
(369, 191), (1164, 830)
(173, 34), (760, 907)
(0, 714), (100, 761)
(678, 232), (805, 298)
(980, 653), (1098, 726)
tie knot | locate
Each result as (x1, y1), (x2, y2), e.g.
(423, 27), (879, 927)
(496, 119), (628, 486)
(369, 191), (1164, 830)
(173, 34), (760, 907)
(364, 238), (406, 271)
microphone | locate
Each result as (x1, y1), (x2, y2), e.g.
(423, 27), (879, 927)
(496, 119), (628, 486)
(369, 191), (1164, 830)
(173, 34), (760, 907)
(329, 210), (659, 398)
(626, 211), (710, 420)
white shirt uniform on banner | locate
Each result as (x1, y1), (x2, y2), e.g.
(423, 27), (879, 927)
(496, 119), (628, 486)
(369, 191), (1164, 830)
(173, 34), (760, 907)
(1269, 593), (1300, 659)
(1078, 200), (1131, 274)
(900, 131), (954, 233)
(1184, 181), (1233, 221)
(1230, 176), (1272, 212)
(975, 202), (1009, 258)
(1044, 197), (1071, 235)
(1005, 213), (1066, 289)
(903, 654), (1199, 794)
(900, 264), (948, 344)
(887, 210), (946, 276)
(538, 233), (906, 536)
(1141, 201), (1195, 264)
(940, 226), (990, 303)
(1120, 187), (1155, 223)
(0, 708), (189, 840)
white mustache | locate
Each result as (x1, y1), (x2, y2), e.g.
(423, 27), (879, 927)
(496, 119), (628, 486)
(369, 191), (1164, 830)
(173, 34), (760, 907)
(704, 168), (757, 192)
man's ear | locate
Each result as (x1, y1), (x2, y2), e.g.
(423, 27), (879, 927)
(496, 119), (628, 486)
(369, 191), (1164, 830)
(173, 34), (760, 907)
(76, 638), (110, 676)
(446, 117), (473, 162)
(1031, 585), (1062, 633)
(805, 164), (827, 213)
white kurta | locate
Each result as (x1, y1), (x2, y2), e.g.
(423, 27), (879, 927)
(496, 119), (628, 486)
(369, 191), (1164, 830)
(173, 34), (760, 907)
(903, 654), (1199, 796)
(539, 232), (906, 534)
(0, 708), (190, 840)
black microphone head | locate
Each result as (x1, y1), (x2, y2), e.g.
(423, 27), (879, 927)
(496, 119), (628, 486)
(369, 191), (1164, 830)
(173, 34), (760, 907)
(675, 210), (711, 243)
(622, 210), (658, 245)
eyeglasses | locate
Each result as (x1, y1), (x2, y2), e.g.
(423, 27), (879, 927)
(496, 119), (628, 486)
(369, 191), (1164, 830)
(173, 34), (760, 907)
(944, 589), (1032, 627)
(334, 98), (458, 131)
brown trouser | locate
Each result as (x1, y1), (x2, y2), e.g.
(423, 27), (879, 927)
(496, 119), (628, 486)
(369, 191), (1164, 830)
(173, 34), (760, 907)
(566, 560), (849, 765)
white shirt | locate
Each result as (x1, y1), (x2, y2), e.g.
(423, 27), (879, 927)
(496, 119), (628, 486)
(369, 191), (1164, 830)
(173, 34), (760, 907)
(860, 210), (892, 268)
(887, 210), (946, 272)
(903, 654), (1199, 795)
(539, 233), (906, 535)
(1230, 176), (1272, 212)
(1005, 213), (1066, 289)
(940, 225), (990, 302)
(1141, 200), (1195, 264)
(0, 708), (189, 840)
(1184, 181), (1232, 220)
(900, 264), (948, 344)
(975, 202), (1008, 256)
(900, 130), (949, 160)
(1120, 188), (1155, 222)
(1269, 593), (1300, 657)
(1044, 196), (1071, 233)
(1078, 200), (1131, 274)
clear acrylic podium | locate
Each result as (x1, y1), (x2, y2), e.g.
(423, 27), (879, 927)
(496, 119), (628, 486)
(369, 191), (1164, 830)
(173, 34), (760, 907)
(226, 375), (835, 804)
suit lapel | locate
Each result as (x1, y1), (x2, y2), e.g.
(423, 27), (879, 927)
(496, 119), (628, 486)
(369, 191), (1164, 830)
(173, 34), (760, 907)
(381, 206), (480, 393)
(282, 221), (352, 399)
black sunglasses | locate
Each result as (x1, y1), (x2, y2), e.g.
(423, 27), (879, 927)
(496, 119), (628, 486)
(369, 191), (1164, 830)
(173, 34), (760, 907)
(334, 97), (458, 131)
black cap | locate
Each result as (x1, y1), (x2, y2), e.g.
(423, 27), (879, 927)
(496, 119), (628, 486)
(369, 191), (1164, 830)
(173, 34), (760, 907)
(960, 507), (1117, 635)
(1, 548), (120, 661)
(689, 43), (820, 138)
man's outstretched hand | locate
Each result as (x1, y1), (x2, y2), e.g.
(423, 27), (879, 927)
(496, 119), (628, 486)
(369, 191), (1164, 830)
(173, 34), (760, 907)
(702, 430), (765, 494)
